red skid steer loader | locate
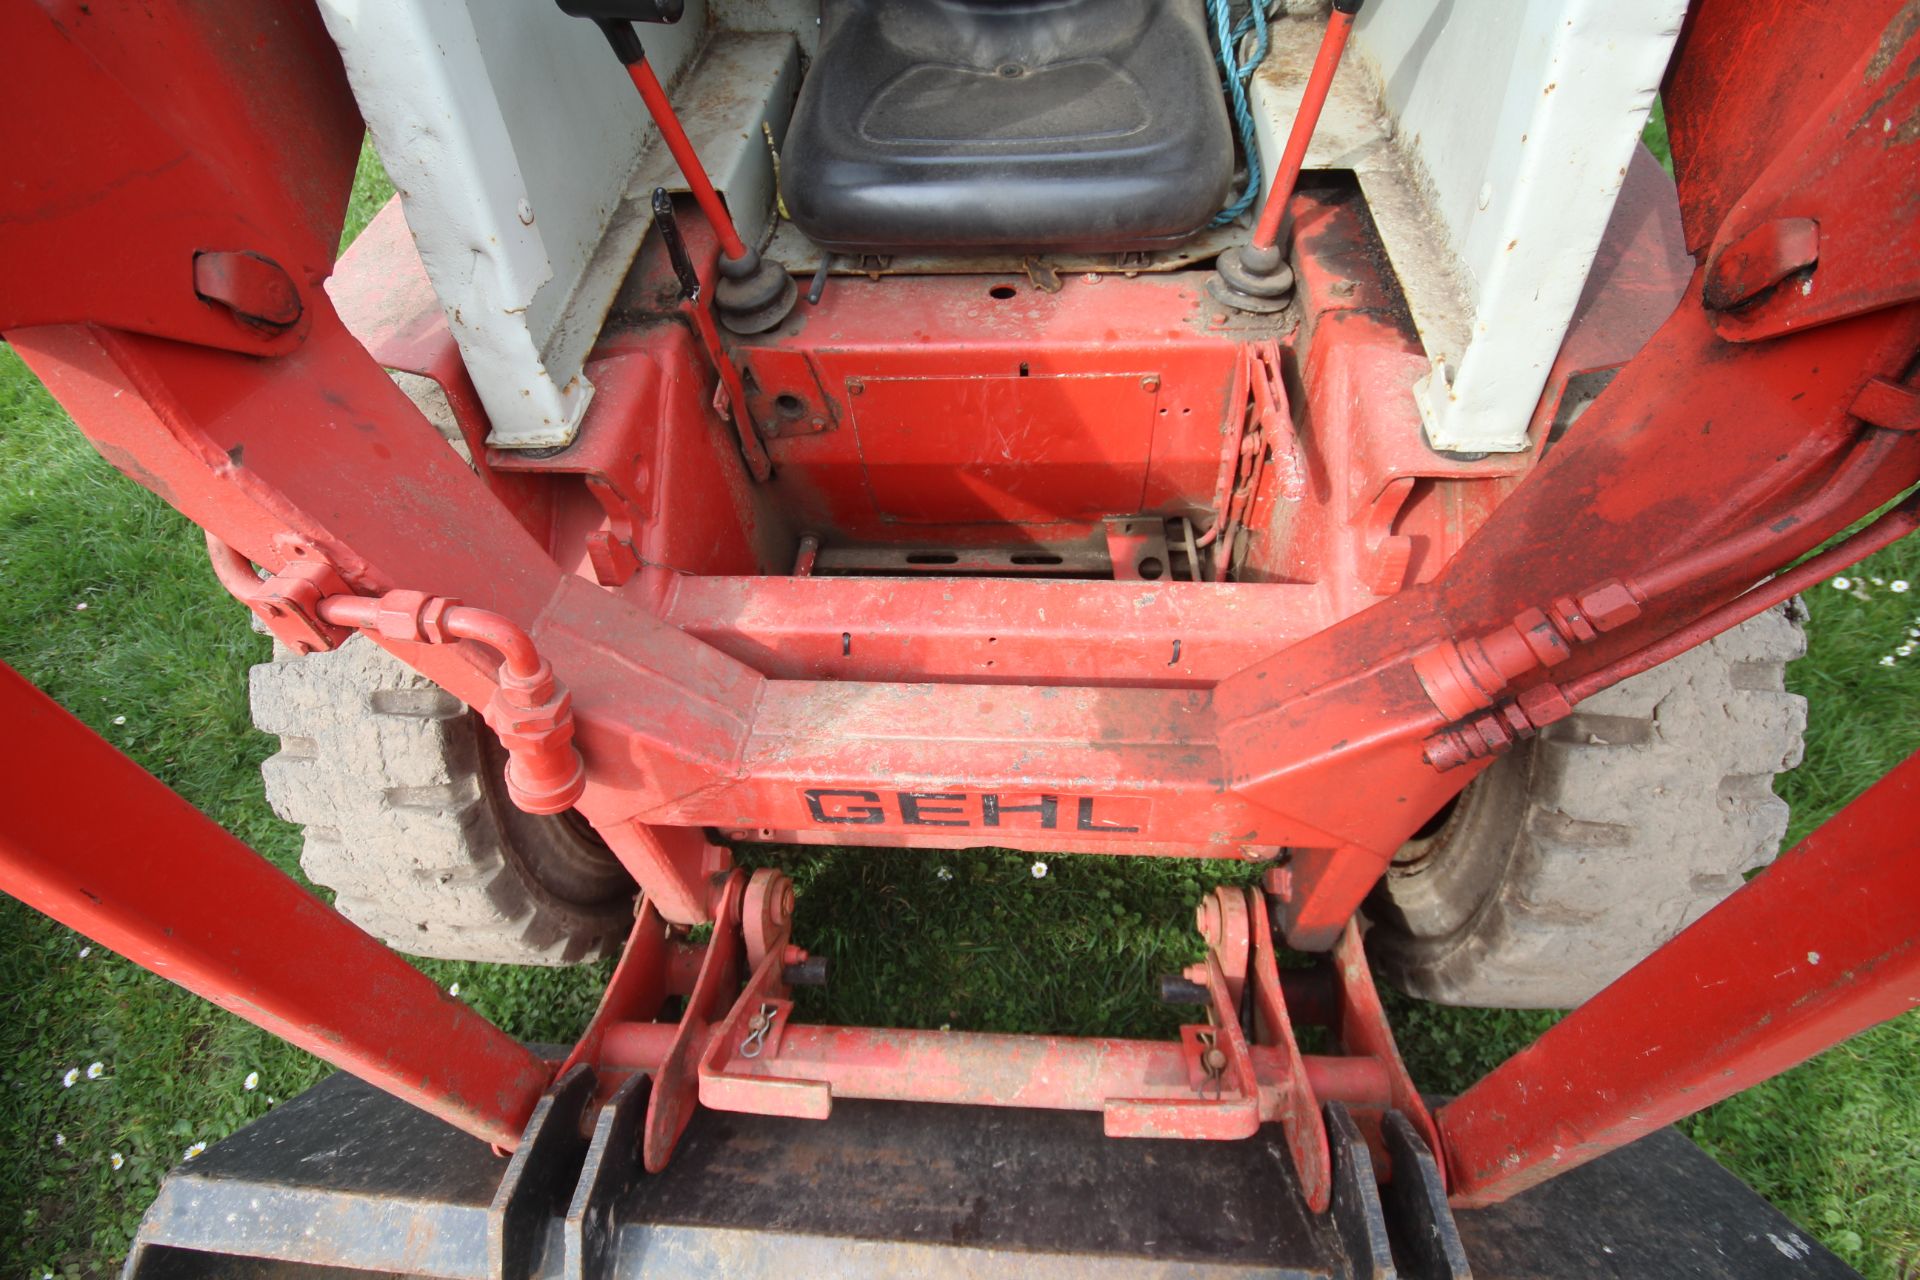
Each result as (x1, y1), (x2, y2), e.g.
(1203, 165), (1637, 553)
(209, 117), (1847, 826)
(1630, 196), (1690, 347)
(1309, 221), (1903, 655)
(2, 0), (1917, 1274)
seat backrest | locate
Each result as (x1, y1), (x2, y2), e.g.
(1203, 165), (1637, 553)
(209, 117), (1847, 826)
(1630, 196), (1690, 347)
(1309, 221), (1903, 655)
(854, 0), (1157, 64)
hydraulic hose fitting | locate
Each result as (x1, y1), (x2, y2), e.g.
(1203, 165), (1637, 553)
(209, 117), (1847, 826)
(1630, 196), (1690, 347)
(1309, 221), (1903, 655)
(313, 589), (587, 815)
(1423, 683), (1573, 772)
(1414, 582), (1645, 721)
(487, 658), (588, 815)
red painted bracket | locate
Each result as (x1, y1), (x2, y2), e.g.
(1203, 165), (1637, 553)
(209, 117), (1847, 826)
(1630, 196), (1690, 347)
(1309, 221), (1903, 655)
(558, 878), (1441, 1214)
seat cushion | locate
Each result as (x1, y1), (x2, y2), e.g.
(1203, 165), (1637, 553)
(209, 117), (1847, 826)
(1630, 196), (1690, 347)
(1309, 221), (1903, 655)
(782, 0), (1233, 254)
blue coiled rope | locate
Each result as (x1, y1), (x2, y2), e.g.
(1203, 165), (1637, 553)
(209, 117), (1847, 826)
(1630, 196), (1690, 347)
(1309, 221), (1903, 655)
(1209, 0), (1273, 227)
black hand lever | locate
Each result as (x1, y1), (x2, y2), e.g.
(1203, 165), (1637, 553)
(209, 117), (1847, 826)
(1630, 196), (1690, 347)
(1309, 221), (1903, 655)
(651, 188), (702, 302)
(554, 0), (682, 63)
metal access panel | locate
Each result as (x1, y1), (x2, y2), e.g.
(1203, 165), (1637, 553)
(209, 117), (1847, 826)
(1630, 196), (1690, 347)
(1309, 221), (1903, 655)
(124, 1070), (1862, 1280)
(850, 373), (1162, 524)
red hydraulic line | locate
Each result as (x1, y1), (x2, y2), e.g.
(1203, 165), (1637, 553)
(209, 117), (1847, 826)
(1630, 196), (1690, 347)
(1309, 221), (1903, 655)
(316, 593), (543, 682)
(204, 529), (264, 599)
(1425, 488), (1920, 770)
(311, 591), (585, 813)
(1437, 747), (1920, 1207)
(1250, 1), (1360, 251)
(0, 664), (552, 1149)
(1633, 427), (1900, 600)
(1563, 489), (1920, 704)
(200, 537), (547, 684)
(198, 541), (585, 816)
(627, 58), (750, 263)
(1421, 429), (1909, 756)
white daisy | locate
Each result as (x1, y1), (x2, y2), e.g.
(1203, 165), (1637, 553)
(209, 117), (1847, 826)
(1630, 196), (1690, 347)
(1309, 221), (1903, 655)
(448, 982), (461, 997)
(85, 1062), (105, 1080)
(53, 1134), (65, 1147)
(112, 715), (126, 726)
(73, 601), (88, 611)
(244, 1071), (260, 1091)
(935, 866), (953, 881)
(78, 946), (90, 958)
(1830, 577), (1852, 590)
(61, 1068), (78, 1088)
(183, 1141), (206, 1161)
(1893, 581), (1910, 594)
(109, 1152), (124, 1170)
(1880, 655), (1897, 667)
(1030, 861), (1048, 879)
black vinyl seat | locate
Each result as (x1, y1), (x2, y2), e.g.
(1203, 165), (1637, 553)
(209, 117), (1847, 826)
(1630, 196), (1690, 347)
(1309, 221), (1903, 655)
(781, 0), (1233, 254)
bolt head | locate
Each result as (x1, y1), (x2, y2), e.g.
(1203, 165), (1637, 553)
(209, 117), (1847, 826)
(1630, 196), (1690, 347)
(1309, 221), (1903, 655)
(489, 687), (572, 737)
(1578, 581), (1642, 631)
(1517, 682), (1573, 726)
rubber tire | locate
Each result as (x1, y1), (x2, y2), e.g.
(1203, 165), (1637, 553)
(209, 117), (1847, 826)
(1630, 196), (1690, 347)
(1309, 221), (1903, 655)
(1366, 604), (1807, 1008)
(250, 636), (636, 966)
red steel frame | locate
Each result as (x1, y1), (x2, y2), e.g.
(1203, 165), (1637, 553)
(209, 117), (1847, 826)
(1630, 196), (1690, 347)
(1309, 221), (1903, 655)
(0, 665), (552, 1151)
(0, 0), (1917, 1211)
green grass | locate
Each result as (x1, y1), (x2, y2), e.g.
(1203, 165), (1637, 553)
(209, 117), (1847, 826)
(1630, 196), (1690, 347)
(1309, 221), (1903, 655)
(3, 140), (1918, 1280)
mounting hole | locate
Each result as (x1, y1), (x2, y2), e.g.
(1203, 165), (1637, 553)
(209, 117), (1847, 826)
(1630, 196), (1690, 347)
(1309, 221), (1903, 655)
(905, 552), (960, 565)
(1137, 556), (1165, 581)
(989, 284), (1018, 300)
(996, 63), (1025, 79)
(774, 392), (806, 418)
(1010, 553), (1064, 566)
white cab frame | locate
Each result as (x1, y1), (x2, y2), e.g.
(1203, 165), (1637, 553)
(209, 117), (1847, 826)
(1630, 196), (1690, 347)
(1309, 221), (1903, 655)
(1253, 0), (1683, 453)
(320, 0), (805, 449)
(326, 0), (1679, 456)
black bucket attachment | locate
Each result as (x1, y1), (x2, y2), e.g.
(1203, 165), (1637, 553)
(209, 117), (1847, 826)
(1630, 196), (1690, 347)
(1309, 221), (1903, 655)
(125, 1069), (1859, 1279)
